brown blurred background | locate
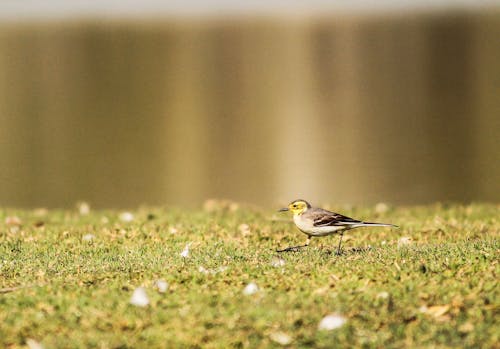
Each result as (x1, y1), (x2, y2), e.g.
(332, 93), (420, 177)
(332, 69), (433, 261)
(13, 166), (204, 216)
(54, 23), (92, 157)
(0, 1), (499, 208)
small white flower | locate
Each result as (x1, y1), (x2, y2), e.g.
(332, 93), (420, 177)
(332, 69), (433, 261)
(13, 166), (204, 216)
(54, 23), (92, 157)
(155, 280), (169, 293)
(271, 258), (286, 267)
(318, 314), (346, 331)
(82, 234), (95, 241)
(243, 282), (259, 295)
(168, 227), (178, 234)
(120, 212), (134, 222)
(269, 331), (293, 345)
(199, 266), (209, 274)
(130, 287), (149, 307)
(26, 339), (44, 349)
(398, 236), (412, 247)
(180, 244), (190, 258)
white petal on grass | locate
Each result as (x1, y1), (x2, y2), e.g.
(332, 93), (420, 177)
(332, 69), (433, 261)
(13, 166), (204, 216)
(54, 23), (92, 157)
(199, 266), (209, 274)
(120, 212), (134, 222)
(82, 234), (95, 241)
(180, 244), (190, 258)
(318, 314), (346, 331)
(168, 226), (178, 234)
(269, 331), (293, 345)
(398, 236), (412, 247)
(243, 282), (259, 295)
(271, 258), (286, 267)
(26, 339), (44, 349)
(155, 280), (169, 293)
(130, 287), (149, 307)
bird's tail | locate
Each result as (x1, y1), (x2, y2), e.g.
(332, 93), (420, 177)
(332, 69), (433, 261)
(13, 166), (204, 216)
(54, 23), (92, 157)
(356, 222), (398, 228)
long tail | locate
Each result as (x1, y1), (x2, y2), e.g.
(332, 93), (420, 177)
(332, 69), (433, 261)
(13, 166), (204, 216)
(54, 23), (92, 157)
(354, 222), (398, 228)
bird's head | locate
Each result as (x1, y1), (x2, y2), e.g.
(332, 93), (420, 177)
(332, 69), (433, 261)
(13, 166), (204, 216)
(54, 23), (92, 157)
(279, 199), (311, 215)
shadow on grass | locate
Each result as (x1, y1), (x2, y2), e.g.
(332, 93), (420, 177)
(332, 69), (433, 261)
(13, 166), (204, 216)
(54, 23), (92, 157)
(274, 245), (373, 256)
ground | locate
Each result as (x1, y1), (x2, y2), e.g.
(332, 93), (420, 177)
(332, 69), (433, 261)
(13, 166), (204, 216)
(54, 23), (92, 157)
(0, 202), (498, 348)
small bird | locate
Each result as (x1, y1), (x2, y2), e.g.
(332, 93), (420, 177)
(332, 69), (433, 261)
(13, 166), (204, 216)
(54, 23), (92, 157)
(278, 199), (397, 254)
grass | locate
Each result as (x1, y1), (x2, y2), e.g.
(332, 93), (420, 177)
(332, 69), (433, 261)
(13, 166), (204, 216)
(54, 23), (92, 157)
(0, 202), (498, 348)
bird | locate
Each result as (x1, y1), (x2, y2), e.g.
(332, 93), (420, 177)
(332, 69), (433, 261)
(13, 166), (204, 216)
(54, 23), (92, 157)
(277, 199), (397, 254)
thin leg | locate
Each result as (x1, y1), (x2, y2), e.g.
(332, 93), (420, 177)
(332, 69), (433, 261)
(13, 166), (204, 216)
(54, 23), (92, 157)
(336, 234), (344, 255)
(277, 237), (311, 253)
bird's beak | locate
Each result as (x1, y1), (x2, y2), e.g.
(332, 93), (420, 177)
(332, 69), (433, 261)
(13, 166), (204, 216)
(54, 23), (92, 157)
(278, 207), (289, 212)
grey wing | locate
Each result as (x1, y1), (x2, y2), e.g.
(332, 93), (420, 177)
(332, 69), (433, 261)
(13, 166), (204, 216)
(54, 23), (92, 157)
(312, 209), (362, 227)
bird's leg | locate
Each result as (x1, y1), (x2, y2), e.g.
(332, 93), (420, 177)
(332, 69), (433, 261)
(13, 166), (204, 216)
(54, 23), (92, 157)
(277, 237), (311, 253)
(336, 233), (344, 255)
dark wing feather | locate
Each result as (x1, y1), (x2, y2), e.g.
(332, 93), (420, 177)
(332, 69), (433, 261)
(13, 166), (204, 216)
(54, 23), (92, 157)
(311, 208), (362, 227)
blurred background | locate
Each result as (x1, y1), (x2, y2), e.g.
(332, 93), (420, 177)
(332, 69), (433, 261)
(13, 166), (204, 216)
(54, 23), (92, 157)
(1, 0), (499, 209)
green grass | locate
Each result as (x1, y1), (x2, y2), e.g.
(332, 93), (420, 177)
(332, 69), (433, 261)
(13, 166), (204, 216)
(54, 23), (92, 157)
(0, 203), (498, 348)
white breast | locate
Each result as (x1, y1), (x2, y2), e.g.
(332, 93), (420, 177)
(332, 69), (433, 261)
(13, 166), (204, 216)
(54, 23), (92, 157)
(293, 214), (314, 233)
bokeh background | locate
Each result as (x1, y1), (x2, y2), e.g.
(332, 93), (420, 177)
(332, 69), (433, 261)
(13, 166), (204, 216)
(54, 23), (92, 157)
(1, 1), (499, 209)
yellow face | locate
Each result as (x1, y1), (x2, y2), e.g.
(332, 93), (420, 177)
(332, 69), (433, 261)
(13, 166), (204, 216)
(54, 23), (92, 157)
(287, 200), (309, 215)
